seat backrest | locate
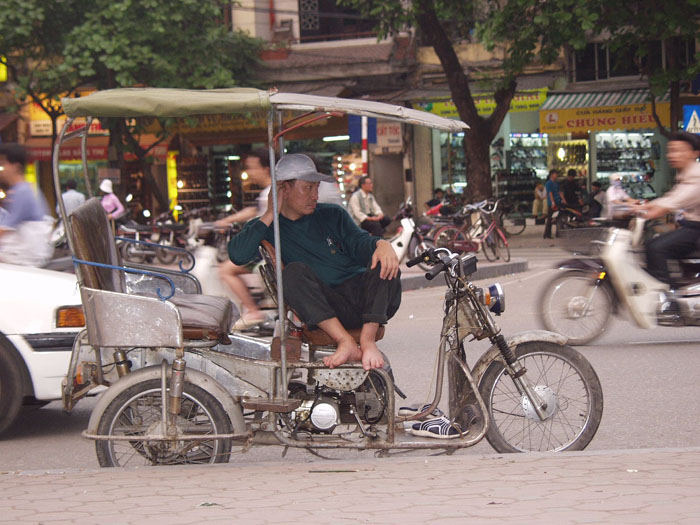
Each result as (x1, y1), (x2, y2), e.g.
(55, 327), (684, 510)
(68, 197), (125, 293)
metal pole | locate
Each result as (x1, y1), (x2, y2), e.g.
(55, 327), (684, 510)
(268, 110), (288, 400)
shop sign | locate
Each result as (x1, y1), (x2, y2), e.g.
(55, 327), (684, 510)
(413, 88), (548, 118)
(29, 94), (108, 137)
(540, 102), (670, 134)
(376, 121), (402, 148)
(683, 105), (700, 134)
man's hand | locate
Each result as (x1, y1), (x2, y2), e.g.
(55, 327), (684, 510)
(371, 239), (399, 280)
(261, 183), (286, 226)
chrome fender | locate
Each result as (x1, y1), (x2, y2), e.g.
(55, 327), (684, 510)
(471, 330), (569, 386)
(553, 257), (605, 272)
(86, 365), (246, 435)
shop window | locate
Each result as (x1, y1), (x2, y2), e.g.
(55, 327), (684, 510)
(298, 0), (375, 42)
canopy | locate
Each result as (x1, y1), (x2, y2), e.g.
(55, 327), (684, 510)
(62, 88), (468, 132)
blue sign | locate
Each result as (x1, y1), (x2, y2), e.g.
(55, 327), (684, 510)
(348, 115), (377, 143)
(683, 105), (700, 135)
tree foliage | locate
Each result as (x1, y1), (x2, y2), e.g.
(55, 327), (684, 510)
(0, 0), (262, 207)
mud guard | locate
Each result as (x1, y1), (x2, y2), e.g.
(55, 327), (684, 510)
(86, 365), (246, 435)
(471, 330), (569, 386)
(553, 257), (605, 272)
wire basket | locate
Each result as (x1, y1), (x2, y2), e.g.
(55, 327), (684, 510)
(558, 227), (610, 255)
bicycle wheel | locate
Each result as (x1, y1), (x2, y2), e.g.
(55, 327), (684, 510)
(500, 207), (527, 236)
(538, 270), (613, 345)
(95, 379), (232, 467)
(479, 341), (603, 452)
(482, 232), (499, 262)
(434, 226), (469, 253)
(494, 229), (511, 262)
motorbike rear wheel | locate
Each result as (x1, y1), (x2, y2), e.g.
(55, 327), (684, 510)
(155, 240), (178, 265)
(479, 341), (603, 453)
(539, 270), (613, 345)
(95, 379), (232, 467)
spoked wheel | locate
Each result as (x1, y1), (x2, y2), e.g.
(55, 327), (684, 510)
(500, 206), (527, 236)
(482, 231), (510, 262)
(434, 226), (470, 253)
(538, 271), (613, 345)
(156, 240), (177, 265)
(479, 341), (603, 453)
(121, 241), (147, 264)
(95, 379), (232, 467)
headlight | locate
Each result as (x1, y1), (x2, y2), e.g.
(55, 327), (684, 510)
(481, 283), (505, 316)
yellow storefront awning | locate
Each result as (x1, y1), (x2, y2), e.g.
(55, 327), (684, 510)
(540, 89), (670, 134)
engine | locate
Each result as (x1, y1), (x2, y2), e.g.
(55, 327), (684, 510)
(287, 383), (386, 434)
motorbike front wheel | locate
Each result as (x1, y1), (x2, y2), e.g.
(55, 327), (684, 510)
(95, 379), (233, 467)
(539, 270), (613, 345)
(479, 341), (603, 453)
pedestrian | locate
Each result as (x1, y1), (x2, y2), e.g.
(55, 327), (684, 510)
(0, 143), (53, 266)
(228, 153), (401, 371)
(99, 179), (125, 221)
(543, 169), (561, 239)
(560, 168), (583, 211)
(57, 179), (85, 217)
(347, 175), (391, 237)
(425, 188), (445, 210)
(532, 181), (548, 219)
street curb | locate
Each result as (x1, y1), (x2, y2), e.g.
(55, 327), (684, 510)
(400, 257), (528, 291)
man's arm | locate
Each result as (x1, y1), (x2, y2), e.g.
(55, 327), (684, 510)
(214, 206), (257, 227)
(227, 219), (270, 265)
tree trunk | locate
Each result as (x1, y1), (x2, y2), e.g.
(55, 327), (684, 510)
(415, 0), (515, 203)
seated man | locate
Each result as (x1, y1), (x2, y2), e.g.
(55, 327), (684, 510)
(228, 154), (401, 371)
(347, 176), (391, 237)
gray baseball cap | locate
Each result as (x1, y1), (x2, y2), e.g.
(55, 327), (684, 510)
(274, 154), (336, 183)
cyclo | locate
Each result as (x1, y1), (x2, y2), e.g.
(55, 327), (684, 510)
(55, 88), (603, 466)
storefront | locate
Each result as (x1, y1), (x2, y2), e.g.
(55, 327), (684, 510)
(539, 89), (671, 198)
(413, 88), (548, 207)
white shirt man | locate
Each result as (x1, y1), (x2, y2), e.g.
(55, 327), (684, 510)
(347, 176), (390, 237)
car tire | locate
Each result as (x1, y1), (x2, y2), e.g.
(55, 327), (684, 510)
(0, 336), (26, 437)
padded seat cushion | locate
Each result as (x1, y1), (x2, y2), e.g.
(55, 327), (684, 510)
(168, 294), (237, 342)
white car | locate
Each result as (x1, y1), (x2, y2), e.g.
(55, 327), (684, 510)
(0, 262), (83, 436)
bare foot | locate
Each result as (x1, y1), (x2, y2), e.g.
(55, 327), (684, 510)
(323, 337), (361, 368)
(359, 341), (384, 371)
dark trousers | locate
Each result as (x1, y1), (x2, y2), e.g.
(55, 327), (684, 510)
(360, 216), (392, 237)
(645, 222), (700, 283)
(543, 205), (558, 238)
(282, 262), (401, 329)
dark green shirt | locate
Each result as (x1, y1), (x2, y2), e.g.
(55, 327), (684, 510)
(228, 203), (379, 287)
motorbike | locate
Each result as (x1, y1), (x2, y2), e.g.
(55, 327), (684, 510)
(54, 87), (603, 467)
(389, 198), (435, 271)
(539, 219), (700, 345)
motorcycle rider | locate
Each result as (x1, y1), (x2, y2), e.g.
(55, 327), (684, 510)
(635, 132), (700, 286)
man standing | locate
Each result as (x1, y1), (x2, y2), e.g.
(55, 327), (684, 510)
(543, 169), (561, 239)
(228, 154), (401, 371)
(348, 176), (391, 237)
(561, 169), (583, 211)
(58, 179), (85, 216)
(636, 132), (700, 285)
(0, 143), (53, 265)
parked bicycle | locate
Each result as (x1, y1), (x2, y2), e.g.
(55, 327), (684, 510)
(433, 199), (511, 262)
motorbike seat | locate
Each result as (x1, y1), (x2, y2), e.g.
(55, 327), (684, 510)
(258, 240), (384, 349)
(69, 198), (235, 345)
(159, 222), (188, 232)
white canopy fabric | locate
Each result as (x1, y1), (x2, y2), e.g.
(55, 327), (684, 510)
(62, 88), (468, 132)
